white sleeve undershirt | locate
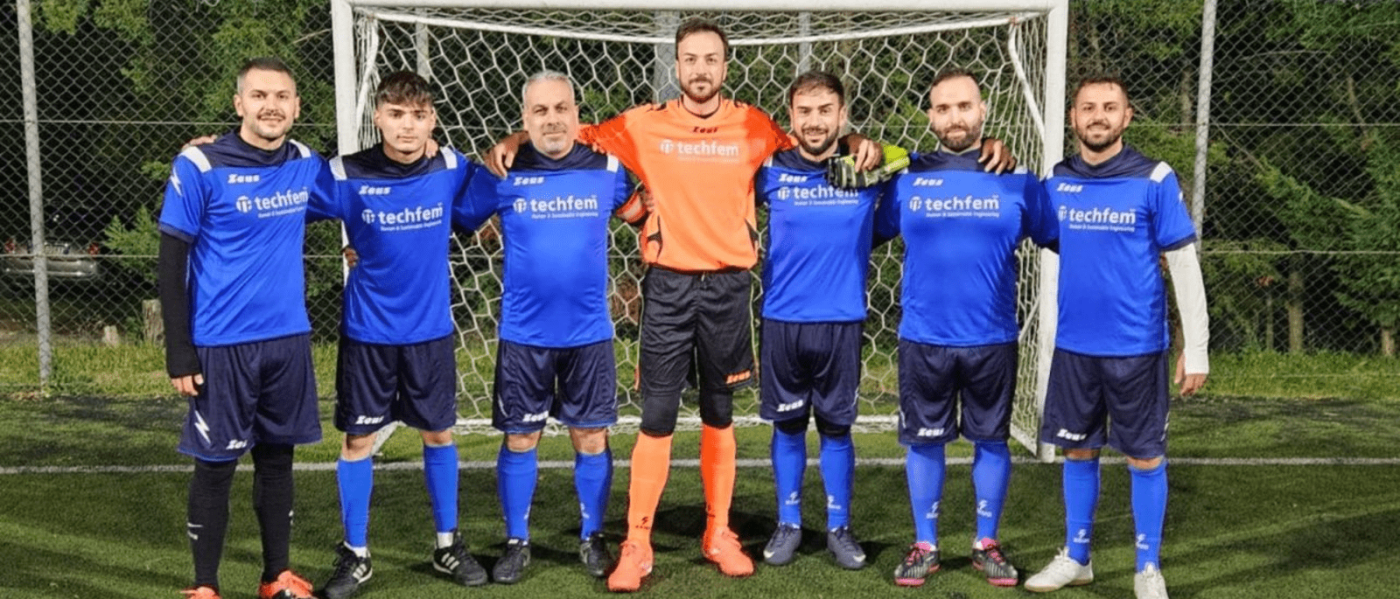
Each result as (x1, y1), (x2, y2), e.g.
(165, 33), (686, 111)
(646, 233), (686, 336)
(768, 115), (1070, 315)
(1165, 242), (1210, 374)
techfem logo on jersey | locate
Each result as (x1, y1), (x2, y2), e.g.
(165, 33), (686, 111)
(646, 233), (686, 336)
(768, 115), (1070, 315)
(1059, 204), (1137, 233)
(516, 194), (601, 220)
(907, 194), (1001, 219)
(775, 183), (860, 206)
(658, 138), (740, 162)
(235, 187), (310, 218)
(363, 203), (444, 232)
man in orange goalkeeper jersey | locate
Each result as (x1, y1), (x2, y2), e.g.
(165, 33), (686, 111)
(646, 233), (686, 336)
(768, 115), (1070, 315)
(487, 18), (1011, 592)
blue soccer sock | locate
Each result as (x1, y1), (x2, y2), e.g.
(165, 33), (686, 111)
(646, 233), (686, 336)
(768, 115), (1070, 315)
(496, 444), (538, 541)
(1063, 456), (1101, 565)
(819, 432), (855, 530)
(422, 442), (459, 537)
(971, 440), (1011, 543)
(574, 448), (613, 539)
(905, 443), (946, 547)
(771, 426), (808, 527)
(337, 455), (374, 549)
(1129, 459), (1168, 571)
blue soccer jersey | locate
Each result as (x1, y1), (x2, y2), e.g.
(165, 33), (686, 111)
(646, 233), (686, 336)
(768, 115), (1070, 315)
(159, 132), (333, 347)
(318, 146), (472, 345)
(756, 149), (884, 323)
(455, 144), (634, 348)
(1045, 145), (1197, 356)
(875, 151), (1058, 346)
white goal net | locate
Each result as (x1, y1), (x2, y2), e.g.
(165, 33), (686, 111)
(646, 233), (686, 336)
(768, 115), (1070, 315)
(332, 0), (1067, 460)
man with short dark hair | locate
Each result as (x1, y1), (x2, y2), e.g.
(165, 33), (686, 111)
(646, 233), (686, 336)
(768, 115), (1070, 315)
(875, 68), (1058, 589)
(754, 70), (884, 572)
(313, 70), (487, 599)
(160, 56), (331, 599)
(1024, 75), (1208, 599)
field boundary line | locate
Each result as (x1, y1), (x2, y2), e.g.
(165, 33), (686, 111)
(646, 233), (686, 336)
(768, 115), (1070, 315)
(3, 456), (1399, 475)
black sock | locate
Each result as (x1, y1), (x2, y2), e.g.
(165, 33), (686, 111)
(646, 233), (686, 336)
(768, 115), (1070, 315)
(252, 444), (295, 583)
(189, 458), (237, 590)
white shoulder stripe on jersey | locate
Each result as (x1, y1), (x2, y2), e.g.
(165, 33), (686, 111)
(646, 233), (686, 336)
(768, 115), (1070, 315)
(762, 156), (773, 168)
(443, 149), (459, 170)
(1014, 165), (1029, 175)
(1150, 161), (1174, 183)
(607, 154), (619, 172)
(289, 140), (310, 158)
(329, 156), (347, 181)
(179, 147), (212, 173)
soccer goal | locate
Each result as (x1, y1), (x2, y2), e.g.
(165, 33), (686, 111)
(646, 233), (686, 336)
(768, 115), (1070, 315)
(330, 0), (1067, 461)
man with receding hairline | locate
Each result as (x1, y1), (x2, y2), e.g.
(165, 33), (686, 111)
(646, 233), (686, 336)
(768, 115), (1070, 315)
(875, 68), (1057, 589)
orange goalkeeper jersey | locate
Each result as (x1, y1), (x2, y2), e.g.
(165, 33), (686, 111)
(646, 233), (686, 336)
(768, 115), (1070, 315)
(581, 98), (792, 271)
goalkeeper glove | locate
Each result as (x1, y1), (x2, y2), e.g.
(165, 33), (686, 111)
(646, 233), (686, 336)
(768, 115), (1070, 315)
(825, 143), (910, 190)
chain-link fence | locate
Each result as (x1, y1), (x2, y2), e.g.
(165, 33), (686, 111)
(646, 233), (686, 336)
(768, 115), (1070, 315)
(3, 0), (1398, 400)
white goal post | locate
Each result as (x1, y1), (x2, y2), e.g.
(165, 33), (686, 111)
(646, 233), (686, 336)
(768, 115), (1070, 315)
(331, 0), (1067, 462)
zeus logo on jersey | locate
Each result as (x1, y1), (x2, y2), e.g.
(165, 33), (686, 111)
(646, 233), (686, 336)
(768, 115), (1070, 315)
(359, 185), (391, 196)
(1056, 183), (1084, 193)
(658, 139), (740, 161)
(235, 187), (310, 218)
(513, 176), (545, 186)
(1060, 205), (1137, 233)
(912, 177), (944, 187)
(907, 194), (1001, 218)
(366, 203), (445, 232)
(227, 173), (261, 184)
(515, 194), (601, 219)
(777, 173), (808, 184)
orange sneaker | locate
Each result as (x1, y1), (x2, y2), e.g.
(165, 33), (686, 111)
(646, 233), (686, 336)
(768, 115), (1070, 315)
(607, 540), (654, 592)
(257, 570), (314, 599)
(702, 528), (754, 577)
(181, 586), (221, 599)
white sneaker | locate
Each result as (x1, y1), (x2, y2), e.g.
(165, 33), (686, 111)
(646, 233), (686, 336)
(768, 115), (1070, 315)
(1134, 563), (1169, 599)
(1024, 547), (1094, 592)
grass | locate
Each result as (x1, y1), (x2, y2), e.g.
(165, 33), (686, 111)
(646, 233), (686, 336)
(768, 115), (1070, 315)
(3, 394), (1400, 598)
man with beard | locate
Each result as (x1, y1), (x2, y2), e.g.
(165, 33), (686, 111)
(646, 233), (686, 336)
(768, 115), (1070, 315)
(160, 57), (332, 599)
(873, 69), (1058, 589)
(453, 71), (645, 585)
(313, 71), (488, 599)
(752, 70), (888, 572)
(1023, 75), (1208, 599)
(486, 20), (1013, 592)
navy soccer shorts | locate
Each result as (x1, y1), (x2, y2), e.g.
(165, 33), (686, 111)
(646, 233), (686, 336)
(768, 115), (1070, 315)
(334, 334), (458, 435)
(178, 334), (320, 461)
(759, 319), (862, 427)
(897, 340), (1017, 446)
(493, 338), (618, 434)
(1040, 348), (1170, 458)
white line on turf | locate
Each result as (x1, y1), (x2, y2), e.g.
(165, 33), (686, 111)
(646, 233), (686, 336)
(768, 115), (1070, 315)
(3, 456), (1399, 475)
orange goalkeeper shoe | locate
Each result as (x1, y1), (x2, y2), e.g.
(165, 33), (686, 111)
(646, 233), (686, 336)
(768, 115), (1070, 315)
(702, 528), (754, 578)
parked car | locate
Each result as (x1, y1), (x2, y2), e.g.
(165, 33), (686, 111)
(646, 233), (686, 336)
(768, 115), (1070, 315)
(2, 237), (102, 280)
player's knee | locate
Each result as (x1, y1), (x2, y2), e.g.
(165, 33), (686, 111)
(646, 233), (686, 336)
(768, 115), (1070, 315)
(698, 389), (734, 428)
(814, 415), (850, 439)
(420, 428), (453, 447)
(342, 433), (376, 460)
(774, 417), (809, 435)
(1064, 447), (1100, 461)
(1126, 455), (1164, 470)
(193, 456), (238, 482)
(503, 432), (542, 453)
(640, 393), (681, 435)
(570, 427), (609, 455)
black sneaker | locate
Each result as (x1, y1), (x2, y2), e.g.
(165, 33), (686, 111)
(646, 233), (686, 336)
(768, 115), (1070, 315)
(825, 526), (867, 570)
(321, 543), (372, 599)
(433, 532), (488, 587)
(492, 538), (532, 585)
(579, 532), (611, 578)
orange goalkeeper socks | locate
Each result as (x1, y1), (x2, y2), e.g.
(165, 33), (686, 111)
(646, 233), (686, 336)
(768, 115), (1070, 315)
(625, 432), (673, 546)
(700, 424), (738, 534)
